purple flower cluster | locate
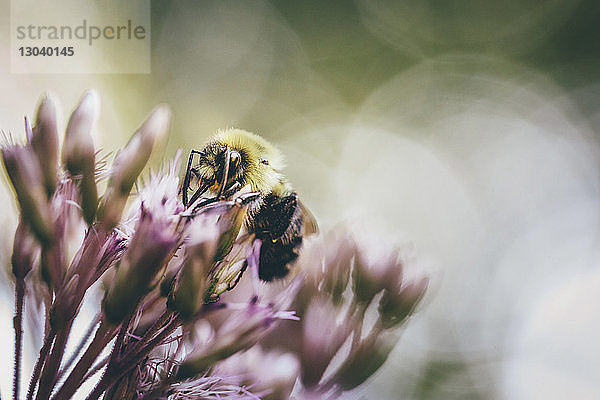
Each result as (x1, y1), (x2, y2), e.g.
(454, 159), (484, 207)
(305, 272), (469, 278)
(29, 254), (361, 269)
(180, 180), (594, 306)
(2, 92), (427, 400)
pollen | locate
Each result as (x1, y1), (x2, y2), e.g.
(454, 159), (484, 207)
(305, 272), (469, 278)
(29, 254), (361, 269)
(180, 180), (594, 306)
(210, 181), (221, 192)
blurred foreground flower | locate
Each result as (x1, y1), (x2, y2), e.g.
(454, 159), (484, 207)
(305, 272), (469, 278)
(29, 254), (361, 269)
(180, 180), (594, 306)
(2, 92), (427, 400)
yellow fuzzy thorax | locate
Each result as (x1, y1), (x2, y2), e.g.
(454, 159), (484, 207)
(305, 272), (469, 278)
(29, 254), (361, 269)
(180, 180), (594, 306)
(207, 128), (291, 196)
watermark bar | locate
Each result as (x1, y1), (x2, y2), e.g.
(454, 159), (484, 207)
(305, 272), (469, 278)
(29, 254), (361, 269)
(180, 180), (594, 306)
(11, 0), (150, 74)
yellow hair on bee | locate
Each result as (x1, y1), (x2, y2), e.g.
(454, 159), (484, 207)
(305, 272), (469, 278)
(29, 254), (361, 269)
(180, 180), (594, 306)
(207, 128), (290, 196)
(183, 128), (318, 283)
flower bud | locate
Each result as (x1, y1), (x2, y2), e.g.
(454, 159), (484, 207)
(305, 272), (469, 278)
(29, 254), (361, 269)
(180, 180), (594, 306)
(169, 216), (220, 320)
(160, 269), (177, 297)
(321, 229), (355, 304)
(62, 90), (98, 224)
(300, 297), (353, 388)
(254, 351), (300, 400)
(219, 347), (300, 400)
(178, 300), (295, 379)
(49, 273), (80, 329)
(103, 207), (178, 325)
(97, 105), (171, 229)
(31, 92), (59, 197)
(202, 192), (259, 300)
(1, 145), (53, 244)
(332, 333), (398, 391)
(352, 247), (402, 305)
(11, 219), (38, 279)
(40, 242), (66, 290)
(378, 277), (428, 329)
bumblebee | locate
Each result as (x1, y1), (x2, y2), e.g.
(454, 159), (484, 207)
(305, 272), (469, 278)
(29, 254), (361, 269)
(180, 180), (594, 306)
(182, 128), (317, 281)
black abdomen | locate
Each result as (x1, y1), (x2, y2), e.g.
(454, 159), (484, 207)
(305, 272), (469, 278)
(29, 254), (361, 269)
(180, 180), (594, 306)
(248, 193), (303, 281)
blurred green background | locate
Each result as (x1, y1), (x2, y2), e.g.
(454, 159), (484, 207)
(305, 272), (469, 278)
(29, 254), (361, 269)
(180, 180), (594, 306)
(2, 1), (600, 399)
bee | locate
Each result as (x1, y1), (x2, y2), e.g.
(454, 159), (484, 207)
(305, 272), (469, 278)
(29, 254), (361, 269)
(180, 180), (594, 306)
(182, 128), (317, 281)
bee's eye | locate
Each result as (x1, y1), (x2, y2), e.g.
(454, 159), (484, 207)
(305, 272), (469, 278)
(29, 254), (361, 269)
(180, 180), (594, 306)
(230, 151), (241, 169)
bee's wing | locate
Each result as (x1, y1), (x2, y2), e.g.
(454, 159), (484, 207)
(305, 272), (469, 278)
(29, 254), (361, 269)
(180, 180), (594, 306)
(299, 200), (319, 236)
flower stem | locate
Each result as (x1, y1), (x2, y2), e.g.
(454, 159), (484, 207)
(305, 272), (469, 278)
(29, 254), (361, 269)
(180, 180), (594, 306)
(26, 328), (56, 400)
(85, 314), (182, 400)
(13, 278), (25, 400)
(134, 310), (171, 349)
(87, 312), (133, 400)
(56, 314), (100, 383)
(349, 301), (367, 353)
(36, 321), (73, 400)
(52, 321), (117, 400)
(82, 355), (110, 383)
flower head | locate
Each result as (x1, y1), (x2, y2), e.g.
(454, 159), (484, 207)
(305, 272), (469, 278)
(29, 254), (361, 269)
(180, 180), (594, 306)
(103, 205), (180, 325)
(1, 144), (53, 245)
(62, 90), (98, 224)
(1, 91), (429, 400)
(30, 92), (59, 197)
(97, 105), (171, 229)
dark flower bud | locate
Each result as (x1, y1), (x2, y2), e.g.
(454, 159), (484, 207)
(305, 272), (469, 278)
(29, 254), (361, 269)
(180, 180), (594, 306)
(169, 216), (220, 320)
(97, 106), (171, 229)
(62, 90), (98, 224)
(1, 145), (53, 245)
(31, 92), (59, 197)
(11, 219), (38, 279)
(352, 247), (402, 305)
(300, 297), (353, 388)
(320, 229), (355, 304)
(103, 207), (178, 324)
(49, 273), (80, 329)
(378, 277), (428, 329)
(332, 333), (398, 391)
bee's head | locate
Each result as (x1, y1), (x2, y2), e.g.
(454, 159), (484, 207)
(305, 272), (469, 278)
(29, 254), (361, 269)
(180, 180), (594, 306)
(183, 129), (287, 206)
(183, 144), (245, 205)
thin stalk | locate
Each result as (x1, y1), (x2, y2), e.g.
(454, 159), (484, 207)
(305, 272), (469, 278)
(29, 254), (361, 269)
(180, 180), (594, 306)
(56, 314), (100, 383)
(13, 278), (25, 400)
(84, 371), (114, 400)
(86, 313), (133, 400)
(137, 315), (181, 361)
(350, 315), (364, 353)
(130, 310), (172, 353)
(52, 321), (117, 400)
(26, 328), (56, 400)
(36, 320), (73, 400)
(111, 312), (133, 362)
(85, 315), (182, 400)
(349, 302), (367, 353)
(82, 355), (110, 383)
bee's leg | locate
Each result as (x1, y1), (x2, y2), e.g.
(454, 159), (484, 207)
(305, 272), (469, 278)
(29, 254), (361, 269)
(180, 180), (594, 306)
(247, 239), (263, 296)
(233, 191), (261, 206)
(182, 149), (203, 206)
(217, 146), (231, 199)
(187, 179), (211, 210)
(222, 181), (241, 198)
